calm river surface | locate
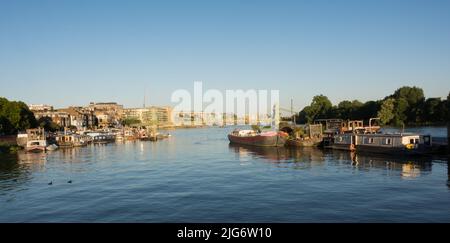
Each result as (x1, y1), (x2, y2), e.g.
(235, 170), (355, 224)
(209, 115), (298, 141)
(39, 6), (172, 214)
(0, 127), (449, 222)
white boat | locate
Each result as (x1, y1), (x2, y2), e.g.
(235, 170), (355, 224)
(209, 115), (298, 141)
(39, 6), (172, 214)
(46, 144), (59, 151)
(21, 128), (47, 152)
(26, 140), (47, 152)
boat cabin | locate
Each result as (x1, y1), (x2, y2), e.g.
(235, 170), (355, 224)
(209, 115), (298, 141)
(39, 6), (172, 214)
(231, 129), (258, 137)
(356, 133), (425, 148)
(331, 133), (356, 151)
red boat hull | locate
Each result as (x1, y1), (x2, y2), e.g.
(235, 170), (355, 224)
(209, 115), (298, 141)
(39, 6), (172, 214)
(228, 132), (288, 147)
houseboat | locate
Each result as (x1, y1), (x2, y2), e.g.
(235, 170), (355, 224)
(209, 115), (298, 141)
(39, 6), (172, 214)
(228, 129), (288, 147)
(355, 133), (432, 155)
(86, 132), (116, 144)
(124, 129), (137, 140)
(21, 128), (47, 152)
(326, 132), (433, 155)
(26, 139), (47, 152)
(228, 104), (288, 147)
(56, 134), (87, 147)
(321, 118), (382, 151)
(329, 133), (356, 151)
(138, 128), (158, 141)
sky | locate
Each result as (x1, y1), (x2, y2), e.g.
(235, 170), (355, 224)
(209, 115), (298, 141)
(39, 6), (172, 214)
(1, 0), (449, 113)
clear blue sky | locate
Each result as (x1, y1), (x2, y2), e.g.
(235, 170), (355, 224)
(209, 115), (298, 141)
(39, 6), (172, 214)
(1, 0), (449, 112)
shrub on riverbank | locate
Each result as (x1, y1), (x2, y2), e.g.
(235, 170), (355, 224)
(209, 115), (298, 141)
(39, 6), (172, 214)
(0, 97), (37, 135)
(0, 141), (20, 154)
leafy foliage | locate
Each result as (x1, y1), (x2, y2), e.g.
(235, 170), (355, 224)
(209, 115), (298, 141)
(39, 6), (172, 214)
(37, 117), (61, 132)
(377, 98), (395, 125)
(0, 97), (37, 135)
(297, 86), (449, 126)
(298, 95), (332, 123)
(121, 117), (141, 127)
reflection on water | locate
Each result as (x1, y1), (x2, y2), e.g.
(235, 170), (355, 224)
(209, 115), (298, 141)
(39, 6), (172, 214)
(0, 127), (449, 222)
(0, 152), (47, 192)
(228, 144), (433, 179)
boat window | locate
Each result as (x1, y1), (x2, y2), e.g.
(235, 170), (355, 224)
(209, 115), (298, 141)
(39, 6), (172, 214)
(410, 139), (414, 144)
(386, 138), (391, 145)
(367, 138), (374, 144)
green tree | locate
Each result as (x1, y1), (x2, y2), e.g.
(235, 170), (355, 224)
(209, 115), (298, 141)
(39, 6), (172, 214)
(121, 117), (141, 127)
(0, 97), (37, 134)
(392, 98), (408, 126)
(391, 86), (425, 124)
(37, 117), (61, 132)
(335, 100), (363, 120)
(392, 86), (425, 107)
(377, 98), (395, 125)
(422, 98), (443, 123)
(355, 101), (380, 122)
(298, 95), (332, 123)
(336, 100), (352, 119)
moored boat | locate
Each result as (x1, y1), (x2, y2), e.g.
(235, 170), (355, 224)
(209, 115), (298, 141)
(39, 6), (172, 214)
(329, 133), (356, 151)
(26, 140), (47, 152)
(282, 124), (324, 147)
(355, 133), (432, 155)
(228, 130), (288, 147)
(86, 132), (116, 144)
(46, 144), (59, 151)
(19, 128), (48, 152)
(156, 133), (171, 140)
(286, 136), (323, 147)
(56, 134), (87, 147)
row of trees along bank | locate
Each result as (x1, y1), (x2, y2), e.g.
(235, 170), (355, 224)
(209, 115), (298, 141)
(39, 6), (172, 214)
(296, 86), (450, 126)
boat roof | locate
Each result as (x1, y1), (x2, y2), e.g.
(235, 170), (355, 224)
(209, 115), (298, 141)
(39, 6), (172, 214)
(357, 133), (422, 137)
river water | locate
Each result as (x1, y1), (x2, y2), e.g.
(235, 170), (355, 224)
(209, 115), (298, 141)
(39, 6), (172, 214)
(0, 127), (449, 222)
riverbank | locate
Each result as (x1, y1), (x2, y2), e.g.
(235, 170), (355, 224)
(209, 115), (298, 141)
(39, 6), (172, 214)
(0, 135), (21, 154)
(0, 142), (20, 154)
